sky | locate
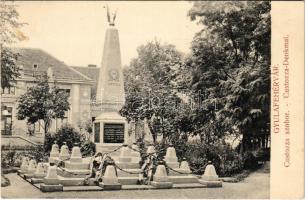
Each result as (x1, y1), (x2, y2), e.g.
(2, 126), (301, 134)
(13, 1), (201, 67)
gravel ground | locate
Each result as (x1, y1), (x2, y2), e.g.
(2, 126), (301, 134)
(1, 171), (269, 199)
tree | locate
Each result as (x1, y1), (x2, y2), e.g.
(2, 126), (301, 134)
(17, 74), (70, 135)
(187, 1), (271, 152)
(0, 1), (27, 89)
(120, 41), (193, 143)
(1, 48), (20, 90)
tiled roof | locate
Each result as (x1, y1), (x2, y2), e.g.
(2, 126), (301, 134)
(72, 66), (100, 83)
(10, 48), (92, 82)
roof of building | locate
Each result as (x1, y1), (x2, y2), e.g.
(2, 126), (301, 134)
(10, 48), (93, 83)
(72, 66), (100, 83)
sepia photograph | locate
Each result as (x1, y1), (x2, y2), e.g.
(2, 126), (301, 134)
(1, 0), (302, 199)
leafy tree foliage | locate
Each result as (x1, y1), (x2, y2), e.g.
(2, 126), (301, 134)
(187, 1), (271, 152)
(17, 75), (70, 135)
(0, 1), (27, 89)
(1, 48), (20, 89)
(120, 41), (193, 143)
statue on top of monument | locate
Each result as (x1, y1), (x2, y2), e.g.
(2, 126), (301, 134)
(105, 5), (117, 26)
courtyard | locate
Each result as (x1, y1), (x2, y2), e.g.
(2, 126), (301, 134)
(1, 1), (271, 198)
(2, 170), (269, 199)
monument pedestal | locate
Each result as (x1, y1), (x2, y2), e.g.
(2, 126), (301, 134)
(93, 112), (128, 154)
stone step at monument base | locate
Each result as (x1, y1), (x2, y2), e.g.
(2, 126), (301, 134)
(24, 173), (35, 179)
(64, 161), (90, 170)
(168, 176), (199, 184)
(63, 185), (103, 191)
(131, 157), (141, 163)
(40, 183), (63, 192)
(57, 168), (90, 178)
(117, 169), (142, 177)
(58, 176), (97, 186)
(118, 177), (139, 185)
(116, 162), (139, 169)
(31, 178), (44, 184)
(17, 170), (27, 176)
(99, 182), (122, 190)
(36, 182), (207, 192)
(96, 145), (122, 156)
(151, 181), (173, 189)
(168, 170), (192, 176)
(198, 179), (222, 187)
(17, 173), (26, 179)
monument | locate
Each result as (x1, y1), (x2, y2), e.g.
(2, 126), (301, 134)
(93, 6), (128, 153)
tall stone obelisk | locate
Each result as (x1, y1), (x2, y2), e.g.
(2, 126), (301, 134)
(93, 7), (128, 151)
(96, 25), (125, 111)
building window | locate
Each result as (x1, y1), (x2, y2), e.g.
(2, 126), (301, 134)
(1, 87), (15, 95)
(58, 89), (70, 95)
(1, 106), (13, 135)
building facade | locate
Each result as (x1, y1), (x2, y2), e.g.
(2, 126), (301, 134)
(1, 48), (94, 143)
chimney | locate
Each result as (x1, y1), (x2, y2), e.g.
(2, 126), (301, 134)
(88, 64), (96, 68)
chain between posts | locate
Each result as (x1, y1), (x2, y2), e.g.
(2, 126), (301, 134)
(163, 162), (192, 175)
(113, 163), (144, 175)
(104, 145), (124, 155)
(52, 144), (205, 179)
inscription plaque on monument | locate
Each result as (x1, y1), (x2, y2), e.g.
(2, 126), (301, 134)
(103, 123), (124, 143)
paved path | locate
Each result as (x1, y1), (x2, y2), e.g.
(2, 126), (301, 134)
(1, 171), (269, 199)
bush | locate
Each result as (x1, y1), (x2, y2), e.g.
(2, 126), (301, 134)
(44, 125), (82, 152)
(170, 140), (244, 177)
(254, 148), (270, 162)
(243, 151), (259, 170)
(45, 124), (95, 157)
(1, 150), (16, 168)
(1, 145), (46, 169)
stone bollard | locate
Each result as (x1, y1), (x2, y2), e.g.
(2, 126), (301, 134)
(167, 157), (199, 184)
(41, 162), (63, 192)
(151, 161), (173, 189)
(43, 163), (60, 185)
(27, 160), (37, 175)
(118, 144), (132, 163)
(31, 162), (47, 184)
(19, 157), (29, 174)
(179, 158), (192, 174)
(198, 161), (222, 187)
(34, 162), (46, 178)
(164, 144), (179, 168)
(100, 161), (122, 190)
(70, 143), (82, 163)
(49, 142), (60, 163)
(59, 142), (70, 160)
